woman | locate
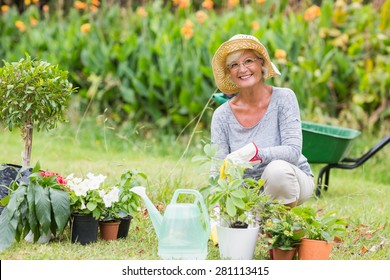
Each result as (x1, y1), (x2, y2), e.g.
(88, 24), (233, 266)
(211, 34), (314, 207)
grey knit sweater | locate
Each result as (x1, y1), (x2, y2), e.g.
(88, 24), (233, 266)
(211, 86), (313, 179)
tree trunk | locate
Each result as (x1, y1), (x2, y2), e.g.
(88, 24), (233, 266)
(22, 121), (33, 169)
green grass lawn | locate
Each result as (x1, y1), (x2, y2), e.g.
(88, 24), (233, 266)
(0, 122), (389, 260)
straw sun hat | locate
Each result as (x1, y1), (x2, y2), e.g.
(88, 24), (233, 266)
(211, 34), (281, 94)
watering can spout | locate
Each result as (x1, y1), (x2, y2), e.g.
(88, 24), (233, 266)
(131, 186), (163, 237)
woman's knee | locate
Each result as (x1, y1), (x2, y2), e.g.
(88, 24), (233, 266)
(261, 160), (299, 204)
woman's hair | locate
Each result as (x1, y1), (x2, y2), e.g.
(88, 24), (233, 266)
(226, 49), (267, 77)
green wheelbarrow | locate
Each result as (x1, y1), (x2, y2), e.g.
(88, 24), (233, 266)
(211, 93), (390, 197)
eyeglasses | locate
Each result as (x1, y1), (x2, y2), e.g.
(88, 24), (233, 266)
(227, 57), (262, 71)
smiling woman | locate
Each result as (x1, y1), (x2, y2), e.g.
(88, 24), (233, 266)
(210, 34), (314, 209)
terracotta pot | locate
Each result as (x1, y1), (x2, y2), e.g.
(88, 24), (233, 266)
(99, 220), (120, 241)
(298, 238), (334, 260)
(272, 247), (297, 260)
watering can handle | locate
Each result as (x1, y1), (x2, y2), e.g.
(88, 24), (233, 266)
(171, 189), (210, 234)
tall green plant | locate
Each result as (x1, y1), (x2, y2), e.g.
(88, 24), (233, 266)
(0, 54), (76, 168)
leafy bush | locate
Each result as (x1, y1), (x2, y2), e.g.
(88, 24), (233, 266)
(0, 0), (388, 135)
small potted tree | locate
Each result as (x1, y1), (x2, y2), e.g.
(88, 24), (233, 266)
(0, 54), (76, 210)
(194, 144), (267, 260)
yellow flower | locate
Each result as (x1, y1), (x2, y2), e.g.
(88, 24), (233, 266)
(24, 0), (31, 5)
(196, 10), (207, 24)
(1, 5), (9, 12)
(30, 17), (38, 27)
(80, 23), (91, 33)
(256, 0), (266, 4)
(251, 21), (260, 31)
(74, 1), (87, 10)
(32, 0), (39, 3)
(219, 160), (228, 180)
(15, 20), (26, 32)
(137, 7), (148, 17)
(202, 0), (214, 10)
(304, 5), (321, 21)
(228, 0), (239, 9)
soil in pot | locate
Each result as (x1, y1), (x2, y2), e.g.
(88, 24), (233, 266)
(298, 238), (334, 260)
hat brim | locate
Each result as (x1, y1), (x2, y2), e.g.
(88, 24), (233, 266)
(212, 38), (280, 94)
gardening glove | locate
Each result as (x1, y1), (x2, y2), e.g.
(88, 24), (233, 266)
(220, 142), (262, 179)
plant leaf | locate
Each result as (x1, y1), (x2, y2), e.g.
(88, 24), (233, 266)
(0, 208), (17, 252)
(49, 188), (70, 232)
(34, 184), (52, 234)
(226, 197), (236, 218)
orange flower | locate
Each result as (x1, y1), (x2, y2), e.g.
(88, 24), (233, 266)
(228, 0), (239, 9)
(42, 4), (49, 12)
(196, 10), (208, 24)
(90, 5), (98, 12)
(304, 5), (321, 21)
(137, 7), (148, 17)
(24, 0), (31, 5)
(202, 0), (213, 10)
(1, 5), (9, 12)
(32, 0), (39, 3)
(15, 20), (26, 32)
(74, 1), (87, 10)
(80, 23), (91, 33)
(256, 0), (266, 4)
(275, 49), (287, 60)
(173, 0), (190, 9)
(180, 20), (194, 40)
(251, 21), (260, 31)
(91, 0), (100, 6)
(30, 17), (38, 27)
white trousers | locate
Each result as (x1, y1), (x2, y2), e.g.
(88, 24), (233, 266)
(261, 160), (314, 205)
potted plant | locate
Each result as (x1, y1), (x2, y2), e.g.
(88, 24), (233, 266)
(0, 54), (76, 207)
(66, 173), (107, 245)
(194, 144), (267, 260)
(114, 169), (145, 239)
(293, 206), (346, 260)
(0, 163), (70, 252)
(262, 203), (305, 260)
(99, 186), (121, 241)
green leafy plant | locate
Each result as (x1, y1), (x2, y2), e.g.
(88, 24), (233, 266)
(0, 163), (70, 252)
(263, 203), (305, 250)
(0, 54), (76, 168)
(292, 206), (346, 243)
(194, 143), (267, 228)
(114, 169), (146, 218)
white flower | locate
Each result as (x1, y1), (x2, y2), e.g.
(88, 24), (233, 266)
(102, 186), (120, 208)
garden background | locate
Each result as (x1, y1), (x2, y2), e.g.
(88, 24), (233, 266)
(0, 0), (389, 260)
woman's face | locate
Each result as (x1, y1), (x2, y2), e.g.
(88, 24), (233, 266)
(227, 50), (264, 90)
